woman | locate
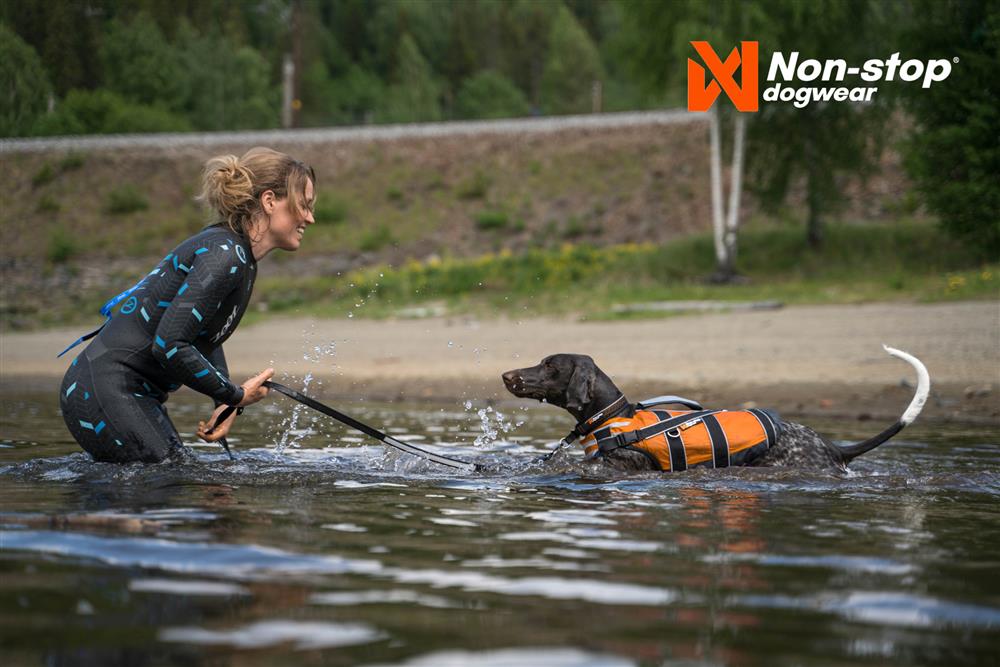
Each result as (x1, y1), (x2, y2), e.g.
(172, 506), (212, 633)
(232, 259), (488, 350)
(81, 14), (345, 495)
(59, 147), (316, 463)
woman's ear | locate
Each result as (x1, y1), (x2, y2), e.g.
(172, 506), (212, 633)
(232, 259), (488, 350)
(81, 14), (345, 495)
(260, 190), (276, 214)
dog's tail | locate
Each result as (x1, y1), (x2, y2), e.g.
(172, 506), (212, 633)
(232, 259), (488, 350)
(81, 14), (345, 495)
(837, 345), (930, 463)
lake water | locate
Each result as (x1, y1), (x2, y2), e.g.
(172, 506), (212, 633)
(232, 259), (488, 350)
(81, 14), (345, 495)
(1, 386), (999, 666)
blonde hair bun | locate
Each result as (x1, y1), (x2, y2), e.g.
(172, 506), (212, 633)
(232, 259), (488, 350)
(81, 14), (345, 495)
(199, 155), (255, 220)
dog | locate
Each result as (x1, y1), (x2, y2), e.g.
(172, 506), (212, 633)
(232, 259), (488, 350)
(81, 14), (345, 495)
(502, 346), (929, 471)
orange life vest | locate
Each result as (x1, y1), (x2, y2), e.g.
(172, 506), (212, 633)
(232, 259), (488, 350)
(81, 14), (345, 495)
(579, 407), (780, 471)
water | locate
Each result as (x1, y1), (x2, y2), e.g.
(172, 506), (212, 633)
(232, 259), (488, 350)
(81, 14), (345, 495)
(1, 388), (999, 666)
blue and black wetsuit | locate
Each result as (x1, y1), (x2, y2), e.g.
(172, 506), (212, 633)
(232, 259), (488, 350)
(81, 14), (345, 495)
(60, 224), (256, 463)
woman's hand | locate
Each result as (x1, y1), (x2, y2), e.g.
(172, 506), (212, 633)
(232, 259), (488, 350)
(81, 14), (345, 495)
(237, 368), (274, 407)
(197, 404), (238, 442)
(196, 368), (274, 442)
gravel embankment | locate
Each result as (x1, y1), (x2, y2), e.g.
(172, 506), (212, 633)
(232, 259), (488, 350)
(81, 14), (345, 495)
(0, 110), (704, 154)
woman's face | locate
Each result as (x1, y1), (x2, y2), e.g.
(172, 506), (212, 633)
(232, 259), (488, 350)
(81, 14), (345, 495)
(266, 178), (315, 251)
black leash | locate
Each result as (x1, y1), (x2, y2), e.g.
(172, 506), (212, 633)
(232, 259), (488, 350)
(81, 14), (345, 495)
(208, 381), (480, 473)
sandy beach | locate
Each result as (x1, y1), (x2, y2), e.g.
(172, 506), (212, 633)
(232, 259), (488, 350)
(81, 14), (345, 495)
(3, 301), (997, 423)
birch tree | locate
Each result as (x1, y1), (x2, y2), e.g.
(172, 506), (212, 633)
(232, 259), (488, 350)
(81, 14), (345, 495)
(623, 0), (763, 282)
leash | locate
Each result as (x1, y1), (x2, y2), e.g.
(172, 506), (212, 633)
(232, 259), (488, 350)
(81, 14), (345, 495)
(207, 381), (480, 473)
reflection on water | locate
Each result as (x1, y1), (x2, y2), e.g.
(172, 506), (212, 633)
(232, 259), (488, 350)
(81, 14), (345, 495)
(1, 389), (999, 666)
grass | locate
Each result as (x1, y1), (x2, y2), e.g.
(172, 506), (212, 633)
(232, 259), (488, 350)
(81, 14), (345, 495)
(47, 225), (78, 264)
(314, 194), (348, 224)
(10, 220), (996, 331)
(249, 221), (998, 319)
(32, 164), (56, 188)
(455, 171), (491, 200)
(37, 195), (61, 213)
(475, 209), (509, 230)
(359, 225), (395, 252)
(105, 185), (149, 215)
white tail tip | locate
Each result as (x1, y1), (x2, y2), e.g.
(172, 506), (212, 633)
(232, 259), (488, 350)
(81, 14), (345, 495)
(883, 344), (930, 425)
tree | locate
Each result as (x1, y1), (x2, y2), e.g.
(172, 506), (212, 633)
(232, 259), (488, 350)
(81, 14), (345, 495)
(100, 12), (187, 112)
(623, 0), (764, 280)
(31, 89), (192, 136)
(456, 70), (530, 119)
(541, 5), (605, 114)
(174, 23), (279, 131)
(499, 0), (560, 111)
(377, 33), (442, 123)
(902, 0), (1000, 256)
(0, 24), (51, 137)
(747, 0), (889, 248)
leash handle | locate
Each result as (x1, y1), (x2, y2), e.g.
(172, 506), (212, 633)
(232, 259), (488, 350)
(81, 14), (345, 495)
(205, 405), (242, 460)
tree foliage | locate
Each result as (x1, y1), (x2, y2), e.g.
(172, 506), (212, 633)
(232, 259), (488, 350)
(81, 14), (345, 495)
(174, 23), (279, 130)
(31, 89), (192, 136)
(100, 13), (187, 112)
(0, 24), (51, 137)
(456, 70), (530, 119)
(2, 0), (664, 136)
(746, 0), (890, 247)
(541, 6), (605, 114)
(377, 33), (442, 123)
(902, 0), (1000, 256)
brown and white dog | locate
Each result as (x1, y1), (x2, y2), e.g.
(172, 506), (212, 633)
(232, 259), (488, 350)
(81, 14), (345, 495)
(502, 346), (929, 471)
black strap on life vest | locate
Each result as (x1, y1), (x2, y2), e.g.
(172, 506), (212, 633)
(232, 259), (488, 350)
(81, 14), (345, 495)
(702, 413), (730, 468)
(747, 408), (779, 445)
(595, 409), (724, 455)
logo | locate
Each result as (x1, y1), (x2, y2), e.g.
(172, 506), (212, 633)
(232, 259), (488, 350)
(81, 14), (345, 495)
(688, 41), (759, 112)
(211, 305), (239, 343)
(120, 296), (138, 315)
(235, 245), (247, 264)
(687, 41), (954, 112)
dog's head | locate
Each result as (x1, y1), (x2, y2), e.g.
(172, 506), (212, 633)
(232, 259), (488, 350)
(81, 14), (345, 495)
(502, 353), (601, 413)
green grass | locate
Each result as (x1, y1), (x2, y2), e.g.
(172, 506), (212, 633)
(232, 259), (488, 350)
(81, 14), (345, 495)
(36, 194), (61, 213)
(475, 209), (509, 230)
(32, 163), (56, 188)
(249, 221), (998, 319)
(105, 185), (149, 215)
(314, 194), (348, 224)
(455, 171), (491, 200)
(359, 225), (395, 252)
(47, 225), (78, 264)
(7, 221), (997, 331)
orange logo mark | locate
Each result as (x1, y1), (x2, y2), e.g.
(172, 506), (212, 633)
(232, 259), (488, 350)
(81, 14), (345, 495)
(688, 41), (759, 112)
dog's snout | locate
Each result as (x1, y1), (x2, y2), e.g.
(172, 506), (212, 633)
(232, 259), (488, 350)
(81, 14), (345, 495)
(502, 370), (520, 387)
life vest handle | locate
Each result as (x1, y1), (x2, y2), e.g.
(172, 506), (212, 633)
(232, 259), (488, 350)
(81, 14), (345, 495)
(56, 274), (150, 358)
(636, 395), (704, 411)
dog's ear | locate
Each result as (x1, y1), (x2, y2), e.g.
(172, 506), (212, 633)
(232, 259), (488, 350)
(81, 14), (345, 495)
(565, 360), (596, 411)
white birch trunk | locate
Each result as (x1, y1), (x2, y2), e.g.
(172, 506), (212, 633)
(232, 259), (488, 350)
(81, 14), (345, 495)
(709, 105), (726, 268)
(725, 113), (746, 262)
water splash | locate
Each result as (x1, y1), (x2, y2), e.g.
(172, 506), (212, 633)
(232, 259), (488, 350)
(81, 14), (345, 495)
(472, 405), (523, 449)
(275, 373), (314, 454)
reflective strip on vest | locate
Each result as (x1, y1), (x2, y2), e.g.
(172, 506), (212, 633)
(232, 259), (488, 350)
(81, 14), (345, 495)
(581, 409), (776, 471)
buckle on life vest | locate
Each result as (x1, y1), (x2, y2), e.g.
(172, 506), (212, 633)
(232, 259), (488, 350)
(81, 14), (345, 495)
(598, 429), (641, 453)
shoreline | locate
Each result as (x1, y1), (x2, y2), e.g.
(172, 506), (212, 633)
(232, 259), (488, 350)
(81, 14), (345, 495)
(3, 302), (997, 425)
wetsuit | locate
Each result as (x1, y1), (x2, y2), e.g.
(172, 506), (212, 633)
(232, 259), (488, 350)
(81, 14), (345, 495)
(60, 224), (256, 463)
